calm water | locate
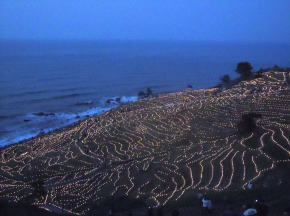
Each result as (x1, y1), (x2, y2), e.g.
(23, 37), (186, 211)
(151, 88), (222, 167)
(1, 40), (290, 146)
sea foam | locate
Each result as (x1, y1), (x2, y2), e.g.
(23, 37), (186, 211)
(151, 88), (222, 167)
(0, 96), (138, 147)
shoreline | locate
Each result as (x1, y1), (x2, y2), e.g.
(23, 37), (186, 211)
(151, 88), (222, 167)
(0, 91), (172, 149)
(0, 87), (193, 149)
(1, 68), (288, 149)
(3, 70), (284, 150)
(1, 71), (290, 215)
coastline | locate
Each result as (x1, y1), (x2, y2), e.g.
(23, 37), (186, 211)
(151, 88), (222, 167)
(1, 71), (290, 215)
(0, 96), (140, 148)
(0, 89), (184, 149)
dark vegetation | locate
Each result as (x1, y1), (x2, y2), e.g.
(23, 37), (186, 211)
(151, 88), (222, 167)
(88, 195), (146, 216)
(218, 61), (253, 89)
(0, 199), (62, 216)
(220, 74), (231, 89)
(236, 62), (253, 80)
(29, 179), (47, 200)
(138, 87), (154, 99)
(237, 113), (262, 136)
(257, 65), (290, 73)
(219, 63), (290, 89)
(187, 84), (193, 89)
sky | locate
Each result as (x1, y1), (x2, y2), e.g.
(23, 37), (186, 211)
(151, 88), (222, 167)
(1, 0), (290, 43)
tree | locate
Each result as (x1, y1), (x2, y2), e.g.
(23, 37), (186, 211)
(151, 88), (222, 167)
(221, 74), (231, 85)
(138, 91), (146, 99)
(236, 62), (253, 80)
(220, 74), (232, 89)
(237, 113), (262, 136)
(30, 179), (46, 199)
(138, 88), (153, 99)
(146, 88), (153, 97)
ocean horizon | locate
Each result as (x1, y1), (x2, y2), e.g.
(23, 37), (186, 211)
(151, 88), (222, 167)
(1, 40), (290, 146)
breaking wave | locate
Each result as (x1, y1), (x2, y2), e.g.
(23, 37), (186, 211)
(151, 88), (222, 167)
(0, 95), (138, 147)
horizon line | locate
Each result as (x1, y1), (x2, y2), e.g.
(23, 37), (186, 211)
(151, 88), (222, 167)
(1, 38), (290, 45)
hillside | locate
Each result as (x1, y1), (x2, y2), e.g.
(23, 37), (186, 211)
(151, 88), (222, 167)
(0, 71), (290, 215)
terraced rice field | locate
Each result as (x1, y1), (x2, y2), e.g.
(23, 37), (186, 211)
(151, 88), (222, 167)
(0, 71), (290, 215)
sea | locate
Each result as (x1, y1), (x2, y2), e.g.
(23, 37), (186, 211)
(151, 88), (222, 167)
(1, 40), (290, 146)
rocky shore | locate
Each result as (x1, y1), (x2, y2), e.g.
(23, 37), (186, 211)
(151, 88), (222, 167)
(0, 71), (290, 215)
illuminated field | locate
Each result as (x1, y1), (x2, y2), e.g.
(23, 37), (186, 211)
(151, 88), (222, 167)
(0, 72), (290, 215)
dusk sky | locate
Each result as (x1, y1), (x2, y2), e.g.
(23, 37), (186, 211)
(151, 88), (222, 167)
(1, 0), (290, 43)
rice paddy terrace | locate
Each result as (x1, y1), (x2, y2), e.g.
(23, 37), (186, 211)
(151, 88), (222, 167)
(0, 72), (290, 215)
